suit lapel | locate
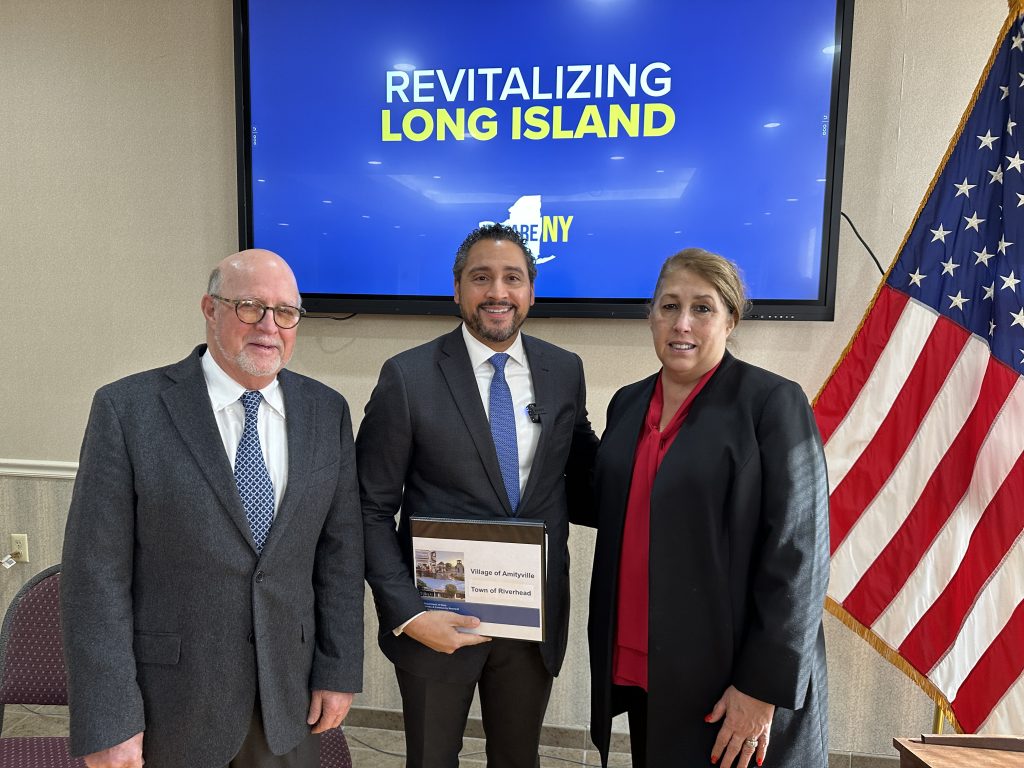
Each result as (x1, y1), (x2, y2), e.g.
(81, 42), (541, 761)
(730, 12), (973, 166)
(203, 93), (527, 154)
(438, 328), (514, 516)
(518, 335), (552, 512)
(259, 370), (314, 556)
(161, 347), (257, 551)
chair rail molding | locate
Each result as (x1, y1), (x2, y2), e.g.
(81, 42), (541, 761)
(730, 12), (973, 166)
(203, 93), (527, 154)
(0, 459), (77, 480)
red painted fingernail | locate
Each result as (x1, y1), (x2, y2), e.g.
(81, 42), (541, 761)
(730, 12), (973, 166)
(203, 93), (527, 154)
(757, 759), (763, 767)
(704, 714), (713, 722)
(711, 755), (719, 765)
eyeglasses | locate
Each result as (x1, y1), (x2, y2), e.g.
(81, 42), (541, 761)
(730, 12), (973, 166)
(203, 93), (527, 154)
(210, 294), (306, 329)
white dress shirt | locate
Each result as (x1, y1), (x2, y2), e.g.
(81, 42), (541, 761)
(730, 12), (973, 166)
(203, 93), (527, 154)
(201, 350), (288, 514)
(461, 324), (540, 495)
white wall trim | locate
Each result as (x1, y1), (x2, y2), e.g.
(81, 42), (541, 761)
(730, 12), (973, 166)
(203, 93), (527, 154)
(0, 459), (78, 479)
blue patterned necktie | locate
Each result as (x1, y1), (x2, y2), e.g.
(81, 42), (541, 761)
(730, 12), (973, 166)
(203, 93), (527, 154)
(235, 390), (275, 552)
(488, 353), (520, 514)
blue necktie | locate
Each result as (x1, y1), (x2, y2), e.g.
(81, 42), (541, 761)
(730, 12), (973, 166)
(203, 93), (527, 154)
(235, 391), (275, 552)
(488, 353), (520, 513)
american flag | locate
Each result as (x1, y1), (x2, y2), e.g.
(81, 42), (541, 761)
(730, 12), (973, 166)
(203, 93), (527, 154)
(814, 10), (1024, 733)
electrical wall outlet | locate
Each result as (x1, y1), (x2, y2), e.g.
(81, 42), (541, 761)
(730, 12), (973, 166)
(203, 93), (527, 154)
(10, 534), (29, 563)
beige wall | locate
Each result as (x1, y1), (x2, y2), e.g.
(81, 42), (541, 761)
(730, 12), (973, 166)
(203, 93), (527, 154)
(0, 0), (1009, 756)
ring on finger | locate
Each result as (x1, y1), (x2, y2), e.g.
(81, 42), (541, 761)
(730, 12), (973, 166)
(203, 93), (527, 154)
(743, 738), (759, 749)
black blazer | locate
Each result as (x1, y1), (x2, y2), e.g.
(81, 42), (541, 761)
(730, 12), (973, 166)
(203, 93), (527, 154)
(585, 352), (830, 767)
(357, 326), (598, 681)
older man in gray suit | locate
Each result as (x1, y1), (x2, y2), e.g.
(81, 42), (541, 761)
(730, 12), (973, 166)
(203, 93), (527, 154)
(61, 249), (363, 768)
(358, 224), (598, 768)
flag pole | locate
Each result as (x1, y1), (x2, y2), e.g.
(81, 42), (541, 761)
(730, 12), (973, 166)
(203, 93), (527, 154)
(933, 704), (944, 735)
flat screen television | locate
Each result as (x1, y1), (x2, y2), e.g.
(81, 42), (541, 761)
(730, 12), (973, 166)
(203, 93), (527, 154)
(234, 0), (853, 320)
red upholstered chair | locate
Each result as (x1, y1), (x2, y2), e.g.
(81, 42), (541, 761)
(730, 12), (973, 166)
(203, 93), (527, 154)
(0, 564), (85, 766)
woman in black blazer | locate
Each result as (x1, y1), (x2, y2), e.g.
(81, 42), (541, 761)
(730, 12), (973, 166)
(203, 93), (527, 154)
(585, 249), (830, 768)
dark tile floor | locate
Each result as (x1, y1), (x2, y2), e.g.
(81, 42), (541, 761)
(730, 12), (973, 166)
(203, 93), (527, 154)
(2, 705), (896, 767)
(345, 725), (622, 767)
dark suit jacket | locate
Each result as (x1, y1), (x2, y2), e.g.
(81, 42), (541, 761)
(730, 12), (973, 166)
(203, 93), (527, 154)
(358, 326), (597, 682)
(586, 352), (830, 767)
(61, 345), (364, 768)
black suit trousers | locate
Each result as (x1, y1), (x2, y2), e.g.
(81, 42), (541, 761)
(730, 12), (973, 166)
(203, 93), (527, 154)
(396, 638), (553, 768)
(226, 702), (320, 768)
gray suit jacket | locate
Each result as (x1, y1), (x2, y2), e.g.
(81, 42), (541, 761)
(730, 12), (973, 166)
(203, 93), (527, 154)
(61, 345), (364, 768)
(358, 327), (597, 682)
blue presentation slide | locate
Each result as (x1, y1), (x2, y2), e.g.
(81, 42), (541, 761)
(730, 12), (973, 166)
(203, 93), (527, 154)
(246, 0), (839, 302)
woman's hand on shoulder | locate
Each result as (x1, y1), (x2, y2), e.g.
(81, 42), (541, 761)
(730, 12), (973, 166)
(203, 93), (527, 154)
(705, 685), (774, 768)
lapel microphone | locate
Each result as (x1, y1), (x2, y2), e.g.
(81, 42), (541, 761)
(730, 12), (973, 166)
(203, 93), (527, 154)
(526, 403), (542, 423)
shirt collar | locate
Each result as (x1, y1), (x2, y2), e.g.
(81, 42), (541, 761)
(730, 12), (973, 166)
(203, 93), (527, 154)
(201, 349), (285, 418)
(461, 324), (527, 371)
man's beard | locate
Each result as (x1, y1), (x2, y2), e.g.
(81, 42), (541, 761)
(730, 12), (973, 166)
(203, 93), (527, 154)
(462, 301), (526, 344)
(214, 329), (285, 378)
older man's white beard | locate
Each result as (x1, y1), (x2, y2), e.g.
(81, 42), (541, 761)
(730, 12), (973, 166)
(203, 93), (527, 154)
(234, 348), (283, 378)
(214, 330), (286, 379)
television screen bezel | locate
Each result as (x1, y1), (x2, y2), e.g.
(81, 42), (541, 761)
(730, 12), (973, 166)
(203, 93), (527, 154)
(232, 0), (854, 321)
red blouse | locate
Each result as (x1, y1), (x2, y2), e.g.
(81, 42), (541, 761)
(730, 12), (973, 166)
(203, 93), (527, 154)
(611, 365), (719, 690)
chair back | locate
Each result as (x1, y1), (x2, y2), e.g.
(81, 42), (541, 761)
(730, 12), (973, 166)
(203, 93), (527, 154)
(0, 565), (68, 709)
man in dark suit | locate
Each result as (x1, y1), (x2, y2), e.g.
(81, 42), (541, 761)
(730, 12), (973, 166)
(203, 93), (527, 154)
(61, 249), (364, 768)
(358, 224), (598, 768)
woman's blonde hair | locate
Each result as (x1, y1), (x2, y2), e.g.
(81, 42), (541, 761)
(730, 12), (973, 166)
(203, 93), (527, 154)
(652, 248), (749, 327)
